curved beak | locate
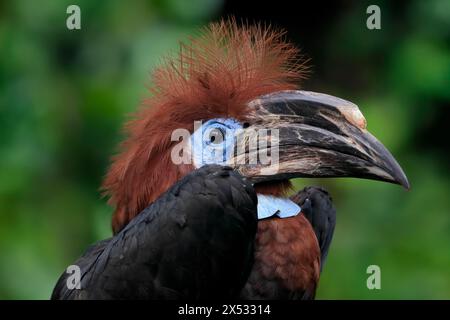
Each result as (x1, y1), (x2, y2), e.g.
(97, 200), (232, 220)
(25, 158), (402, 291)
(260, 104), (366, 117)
(233, 90), (410, 189)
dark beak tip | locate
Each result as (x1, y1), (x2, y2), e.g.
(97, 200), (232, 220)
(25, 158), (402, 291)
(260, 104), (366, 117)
(392, 168), (410, 190)
(401, 177), (411, 191)
(399, 177), (411, 191)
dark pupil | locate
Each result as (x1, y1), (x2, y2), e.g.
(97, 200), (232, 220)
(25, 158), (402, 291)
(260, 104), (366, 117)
(209, 128), (223, 144)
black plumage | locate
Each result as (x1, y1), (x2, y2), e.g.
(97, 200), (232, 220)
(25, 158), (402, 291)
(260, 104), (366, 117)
(291, 186), (336, 270)
(51, 165), (257, 299)
(52, 167), (339, 300)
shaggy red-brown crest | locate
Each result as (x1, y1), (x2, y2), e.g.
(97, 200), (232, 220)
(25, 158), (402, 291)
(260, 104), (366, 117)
(102, 19), (309, 233)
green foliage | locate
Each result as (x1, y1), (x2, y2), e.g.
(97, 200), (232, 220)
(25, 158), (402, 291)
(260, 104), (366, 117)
(0, 0), (448, 299)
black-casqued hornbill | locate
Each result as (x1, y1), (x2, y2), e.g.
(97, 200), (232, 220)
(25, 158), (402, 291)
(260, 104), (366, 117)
(51, 20), (409, 300)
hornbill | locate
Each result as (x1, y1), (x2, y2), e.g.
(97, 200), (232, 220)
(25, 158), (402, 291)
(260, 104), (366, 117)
(52, 20), (409, 300)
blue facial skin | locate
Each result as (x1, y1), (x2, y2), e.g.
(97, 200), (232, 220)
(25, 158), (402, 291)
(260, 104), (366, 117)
(191, 118), (301, 220)
(191, 118), (242, 168)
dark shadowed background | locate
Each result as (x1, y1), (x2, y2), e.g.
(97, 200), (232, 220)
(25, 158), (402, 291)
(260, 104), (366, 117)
(0, 0), (449, 299)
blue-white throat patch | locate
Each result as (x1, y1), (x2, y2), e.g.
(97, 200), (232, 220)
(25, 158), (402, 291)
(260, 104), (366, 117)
(257, 194), (301, 220)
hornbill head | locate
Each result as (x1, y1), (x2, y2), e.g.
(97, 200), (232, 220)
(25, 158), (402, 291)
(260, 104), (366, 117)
(103, 20), (409, 234)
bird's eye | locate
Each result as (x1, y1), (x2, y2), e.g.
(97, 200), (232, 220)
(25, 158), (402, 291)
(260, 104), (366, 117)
(243, 122), (250, 129)
(208, 128), (224, 144)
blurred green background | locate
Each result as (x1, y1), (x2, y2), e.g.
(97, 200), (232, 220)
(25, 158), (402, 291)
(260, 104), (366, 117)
(0, 0), (449, 299)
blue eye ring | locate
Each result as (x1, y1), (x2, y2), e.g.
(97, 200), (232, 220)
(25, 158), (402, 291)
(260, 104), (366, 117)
(191, 118), (243, 168)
